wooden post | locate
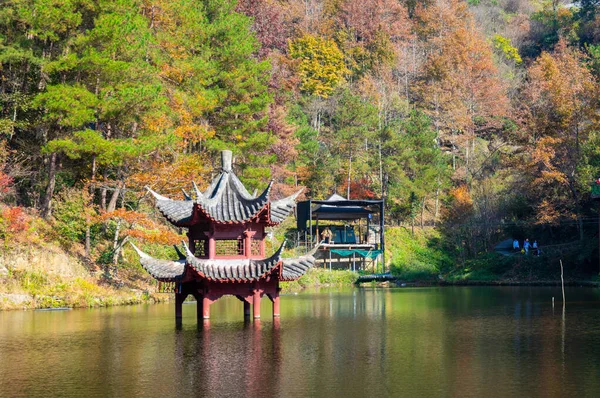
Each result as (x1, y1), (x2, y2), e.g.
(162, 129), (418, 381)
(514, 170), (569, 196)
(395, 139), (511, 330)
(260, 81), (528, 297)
(202, 296), (211, 319)
(195, 294), (203, 323)
(560, 259), (566, 307)
(309, 200), (313, 248)
(244, 300), (251, 318)
(367, 214), (370, 244)
(253, 290), (261, 319)
(175, 293), (185, 325)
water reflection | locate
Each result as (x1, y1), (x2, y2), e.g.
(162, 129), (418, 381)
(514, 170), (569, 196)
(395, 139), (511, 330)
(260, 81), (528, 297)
(1, 287), (600, 397)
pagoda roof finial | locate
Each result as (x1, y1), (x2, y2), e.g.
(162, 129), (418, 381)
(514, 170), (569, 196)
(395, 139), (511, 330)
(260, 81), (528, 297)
(221, 150), (233, 173)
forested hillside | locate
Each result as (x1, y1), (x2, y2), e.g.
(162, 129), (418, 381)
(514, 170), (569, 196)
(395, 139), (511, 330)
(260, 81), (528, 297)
(2, 0), (600, 281)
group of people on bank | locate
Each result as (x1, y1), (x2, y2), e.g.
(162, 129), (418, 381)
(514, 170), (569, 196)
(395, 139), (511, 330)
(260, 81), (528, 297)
(513, 238), (540, 255)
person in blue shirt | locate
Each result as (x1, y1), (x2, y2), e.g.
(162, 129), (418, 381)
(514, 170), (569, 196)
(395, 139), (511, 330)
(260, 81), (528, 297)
(524, 239), (531, 254)
(513, 239), (520, 251)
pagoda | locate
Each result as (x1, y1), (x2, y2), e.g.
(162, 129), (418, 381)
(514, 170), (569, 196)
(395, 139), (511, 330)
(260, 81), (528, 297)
(131, 150), (316, 323)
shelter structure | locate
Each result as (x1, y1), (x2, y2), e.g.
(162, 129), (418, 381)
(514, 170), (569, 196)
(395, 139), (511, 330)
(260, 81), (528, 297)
(296, 194), (385, 272)
(131, 150), (316, 324)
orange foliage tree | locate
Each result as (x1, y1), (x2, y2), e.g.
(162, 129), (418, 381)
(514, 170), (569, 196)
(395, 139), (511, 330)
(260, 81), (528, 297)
(522, 39), (600, 239)
(415, 0), (509, 179)
(441, 185), (475, 262)
(98, 208), (182, 269)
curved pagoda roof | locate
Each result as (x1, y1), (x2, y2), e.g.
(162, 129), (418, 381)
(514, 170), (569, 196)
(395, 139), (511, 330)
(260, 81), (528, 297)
(130, 241), (317, 283)
(147, 150), (302, 226)
(130, 243), (186, 282)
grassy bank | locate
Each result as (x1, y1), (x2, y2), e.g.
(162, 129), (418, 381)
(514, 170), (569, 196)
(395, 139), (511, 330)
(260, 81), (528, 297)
(280, 268), (358, 293)
(386, 227), (452, 281)
(385, 226), (600, 284)
(0, 243), (162, 310)
(0, 268), (162, 310)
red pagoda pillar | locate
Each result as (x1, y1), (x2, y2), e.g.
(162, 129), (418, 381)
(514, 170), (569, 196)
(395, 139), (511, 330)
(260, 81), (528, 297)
(253, 289), (261, 319)
(244, 230), (256, 257)
(205, 232), (216, 259)
(203, 296), (211, 319)
(273, 294), (280, 317)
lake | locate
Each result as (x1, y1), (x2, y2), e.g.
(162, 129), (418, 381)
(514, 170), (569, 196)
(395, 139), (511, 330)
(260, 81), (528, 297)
(1, 286), (600, 397)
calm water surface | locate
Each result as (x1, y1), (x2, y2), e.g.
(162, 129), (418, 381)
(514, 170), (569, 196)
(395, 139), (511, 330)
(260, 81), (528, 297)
(2, 286), (600, 397)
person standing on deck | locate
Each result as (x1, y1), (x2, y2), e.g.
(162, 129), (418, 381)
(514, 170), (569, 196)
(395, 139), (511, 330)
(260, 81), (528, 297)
(524, 239), (531, 254)
(321, 227), (333, 244)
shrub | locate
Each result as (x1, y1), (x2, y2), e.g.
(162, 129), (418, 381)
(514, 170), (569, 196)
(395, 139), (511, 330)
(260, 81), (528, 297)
(0, 206), (31, 241)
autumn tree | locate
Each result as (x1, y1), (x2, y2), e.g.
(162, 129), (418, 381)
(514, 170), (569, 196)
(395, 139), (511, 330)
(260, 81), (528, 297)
(522, 39), (600, 240)
(415, 0), (509, 181)
(289, 34), (348, 98)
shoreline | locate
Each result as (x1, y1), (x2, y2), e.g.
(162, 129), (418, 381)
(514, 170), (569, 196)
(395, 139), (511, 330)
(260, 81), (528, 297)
(3, 280), (599, 311)
(359, 279), (600, 288)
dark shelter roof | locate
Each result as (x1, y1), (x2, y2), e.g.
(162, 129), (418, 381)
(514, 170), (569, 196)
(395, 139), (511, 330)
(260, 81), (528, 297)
(297, 194), (383, 230)
(146, 150), (301, 225)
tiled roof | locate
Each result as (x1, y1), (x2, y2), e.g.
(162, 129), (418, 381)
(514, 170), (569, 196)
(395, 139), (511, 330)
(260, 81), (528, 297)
(281, 246), (318, 281)
(270, 189), (303, 224)
(131, 241), (316, 283)
(183, 241), (285, 282)
(195, 172), (272, 223)
(146, 150), (301, 225)
(155, 198), (194, 226)
(130, 243), (185, 282)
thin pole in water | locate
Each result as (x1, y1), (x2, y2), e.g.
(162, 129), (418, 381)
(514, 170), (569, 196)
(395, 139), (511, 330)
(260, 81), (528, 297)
(560, 259), (566, 307)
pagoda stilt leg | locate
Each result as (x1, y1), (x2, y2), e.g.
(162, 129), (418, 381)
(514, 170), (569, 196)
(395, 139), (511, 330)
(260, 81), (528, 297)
(244, 300), (251, 318)
(175, 293), (185, 325)
(202, 296), (211, 319)
(272, 294), (280, 318)
(194, 294), (203, 323)
(253, 290), (261, 319)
